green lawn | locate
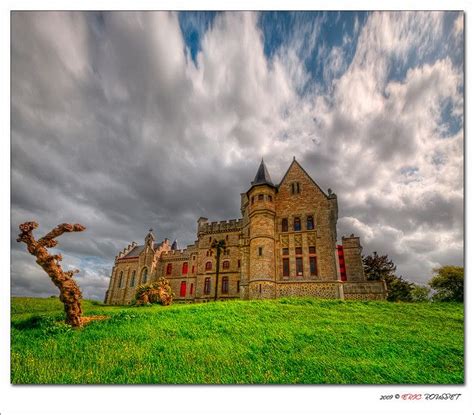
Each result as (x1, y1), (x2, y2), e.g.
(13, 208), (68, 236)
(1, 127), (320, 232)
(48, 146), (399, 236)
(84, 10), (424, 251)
(11, 296), (464, 384)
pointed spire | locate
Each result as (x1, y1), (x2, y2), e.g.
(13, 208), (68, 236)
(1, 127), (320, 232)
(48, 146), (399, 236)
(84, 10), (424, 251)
(171, 239), (179, 250)
(251, 158), (274, 187)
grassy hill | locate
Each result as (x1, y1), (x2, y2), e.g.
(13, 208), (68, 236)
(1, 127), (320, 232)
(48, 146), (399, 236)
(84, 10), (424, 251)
(11, 296), (463, 384)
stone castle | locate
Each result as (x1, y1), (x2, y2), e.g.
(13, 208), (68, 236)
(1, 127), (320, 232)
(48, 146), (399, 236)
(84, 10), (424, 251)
(104, 159), (386, 304)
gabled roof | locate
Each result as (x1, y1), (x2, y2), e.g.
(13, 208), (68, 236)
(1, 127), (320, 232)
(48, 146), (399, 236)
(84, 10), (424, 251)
(278, 157), (329, 198)
(122, 242), (162, 258)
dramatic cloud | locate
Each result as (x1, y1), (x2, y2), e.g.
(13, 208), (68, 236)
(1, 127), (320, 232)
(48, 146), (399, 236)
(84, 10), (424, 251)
(11, 11), (463, 299)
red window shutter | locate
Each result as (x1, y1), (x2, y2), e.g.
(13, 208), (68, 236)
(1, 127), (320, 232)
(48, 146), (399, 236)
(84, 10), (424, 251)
(182, 262), (188, 275)
(337, 245), (347, 281)
(180, 281), (186, 297)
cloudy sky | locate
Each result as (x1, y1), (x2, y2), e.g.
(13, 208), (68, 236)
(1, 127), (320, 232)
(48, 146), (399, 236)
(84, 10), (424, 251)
(11, 11), (463, 300)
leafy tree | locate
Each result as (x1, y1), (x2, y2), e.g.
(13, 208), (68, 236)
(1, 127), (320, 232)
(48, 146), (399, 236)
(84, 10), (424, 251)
(363, 251), (397, 281)
(428, 266), (464, 302)
(363, 251), (420, 302)
(410, 284), (431, 302)
(384, 274), (414, 302)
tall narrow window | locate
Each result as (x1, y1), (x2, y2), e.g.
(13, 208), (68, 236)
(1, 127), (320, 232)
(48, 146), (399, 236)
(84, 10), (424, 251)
(192, 265), (195, 273)
(296, 182), (300, 193)
(223, 260), (230, 269)
(237, 281), (240, 292)
(118, 271), (123, 288)
(307, 215), (314, 230)
(268, 195), (272, 202)
(258, 247), (263, 256)
(222, 277), (229, 294)
(141, 268), (148, 284)
(205, 261), (212, 271)
(296, 257), (303, 276)
(294, 217), (301, 231)
(166, 263), (172, 275)
(237, 259), (241, 268)
(283, 258), (290, 277)
(190, 283), (194, 295)
(180, 281), (187, 297)
(204, 277), (211, 295)
(282, 218), (288, 232)
(310, 256), (317, 276)
(182, 262), (188, 275)
(130, 270), (136, 287)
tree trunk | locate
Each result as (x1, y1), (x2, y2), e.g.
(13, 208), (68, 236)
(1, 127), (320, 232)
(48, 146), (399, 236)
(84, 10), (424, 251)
(17, 222), (86, 327)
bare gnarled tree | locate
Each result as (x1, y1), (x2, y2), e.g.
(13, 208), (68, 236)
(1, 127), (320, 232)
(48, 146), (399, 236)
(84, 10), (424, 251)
(17, 221), (86, 327)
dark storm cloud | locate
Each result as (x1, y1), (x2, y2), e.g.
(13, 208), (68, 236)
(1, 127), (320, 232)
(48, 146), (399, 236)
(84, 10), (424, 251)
(11, 11), (463, 299)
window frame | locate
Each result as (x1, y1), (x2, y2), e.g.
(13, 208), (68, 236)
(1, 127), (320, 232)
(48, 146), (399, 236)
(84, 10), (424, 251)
(204, 277), (211, 295)
(294, 217), (301, 231)
(222, 276), (229, 294)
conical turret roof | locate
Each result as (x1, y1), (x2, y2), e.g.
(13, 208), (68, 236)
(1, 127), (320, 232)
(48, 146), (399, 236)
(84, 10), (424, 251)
(251, 159), (274, 187)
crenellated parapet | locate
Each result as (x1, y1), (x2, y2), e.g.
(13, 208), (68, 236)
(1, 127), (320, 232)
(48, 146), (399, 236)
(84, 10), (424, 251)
(198, 218), (244, 235)
(161, 248), (191, 261)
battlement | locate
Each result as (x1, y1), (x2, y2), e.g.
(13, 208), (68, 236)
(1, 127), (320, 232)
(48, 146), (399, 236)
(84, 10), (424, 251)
(116, 241), (138, 260)
(161, 248), (191, 258)
(198, 218), (244, 234)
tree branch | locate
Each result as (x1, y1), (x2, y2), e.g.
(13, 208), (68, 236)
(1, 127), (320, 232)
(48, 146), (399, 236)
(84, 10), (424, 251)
(37, 223), (86, 247)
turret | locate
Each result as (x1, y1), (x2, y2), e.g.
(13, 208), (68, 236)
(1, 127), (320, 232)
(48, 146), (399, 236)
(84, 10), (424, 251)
(246, 159), (277, 299)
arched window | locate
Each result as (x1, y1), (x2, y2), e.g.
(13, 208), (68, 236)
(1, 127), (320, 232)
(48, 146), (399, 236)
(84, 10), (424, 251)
(258, 194), (264, 201)
(166, 263), (172, 275)
(307, 215), (314, 230)
(294, 217), (301, 231)
(205, 261), (212, 271)
(222, 277), (229, 294)
(182, 262), (188, 275)
(282, 218), (288, 232)
(141, 268), (148, 284)
(118, 271), (123, 288)
(223, 260), (230, 270)
(130, 270), (136, 287)
(204, 277), (211, 295)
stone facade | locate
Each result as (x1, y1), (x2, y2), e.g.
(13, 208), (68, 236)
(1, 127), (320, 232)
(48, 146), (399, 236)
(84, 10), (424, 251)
(104, 159), (386, 304)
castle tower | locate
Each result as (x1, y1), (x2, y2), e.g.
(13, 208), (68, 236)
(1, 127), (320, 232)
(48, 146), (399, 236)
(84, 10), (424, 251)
(247, 159), (277, 299)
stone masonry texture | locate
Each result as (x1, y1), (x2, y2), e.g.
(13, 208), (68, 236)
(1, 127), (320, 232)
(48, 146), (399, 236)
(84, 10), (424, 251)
(104, 159), (387, 304)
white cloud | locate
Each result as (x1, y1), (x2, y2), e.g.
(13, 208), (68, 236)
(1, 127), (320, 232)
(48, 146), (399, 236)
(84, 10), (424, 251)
(11, 11), (463, 299)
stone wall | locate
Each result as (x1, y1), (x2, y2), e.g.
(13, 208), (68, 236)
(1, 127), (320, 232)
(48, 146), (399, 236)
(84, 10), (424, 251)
(274, 160), (338, 281)
(342, 281), (387, 300)
(276, 281), (341, 299)
(342, 236), (365, 282)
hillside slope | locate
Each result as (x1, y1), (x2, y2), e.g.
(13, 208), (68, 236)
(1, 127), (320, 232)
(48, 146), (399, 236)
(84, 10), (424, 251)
(11, 297), (464, 384)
